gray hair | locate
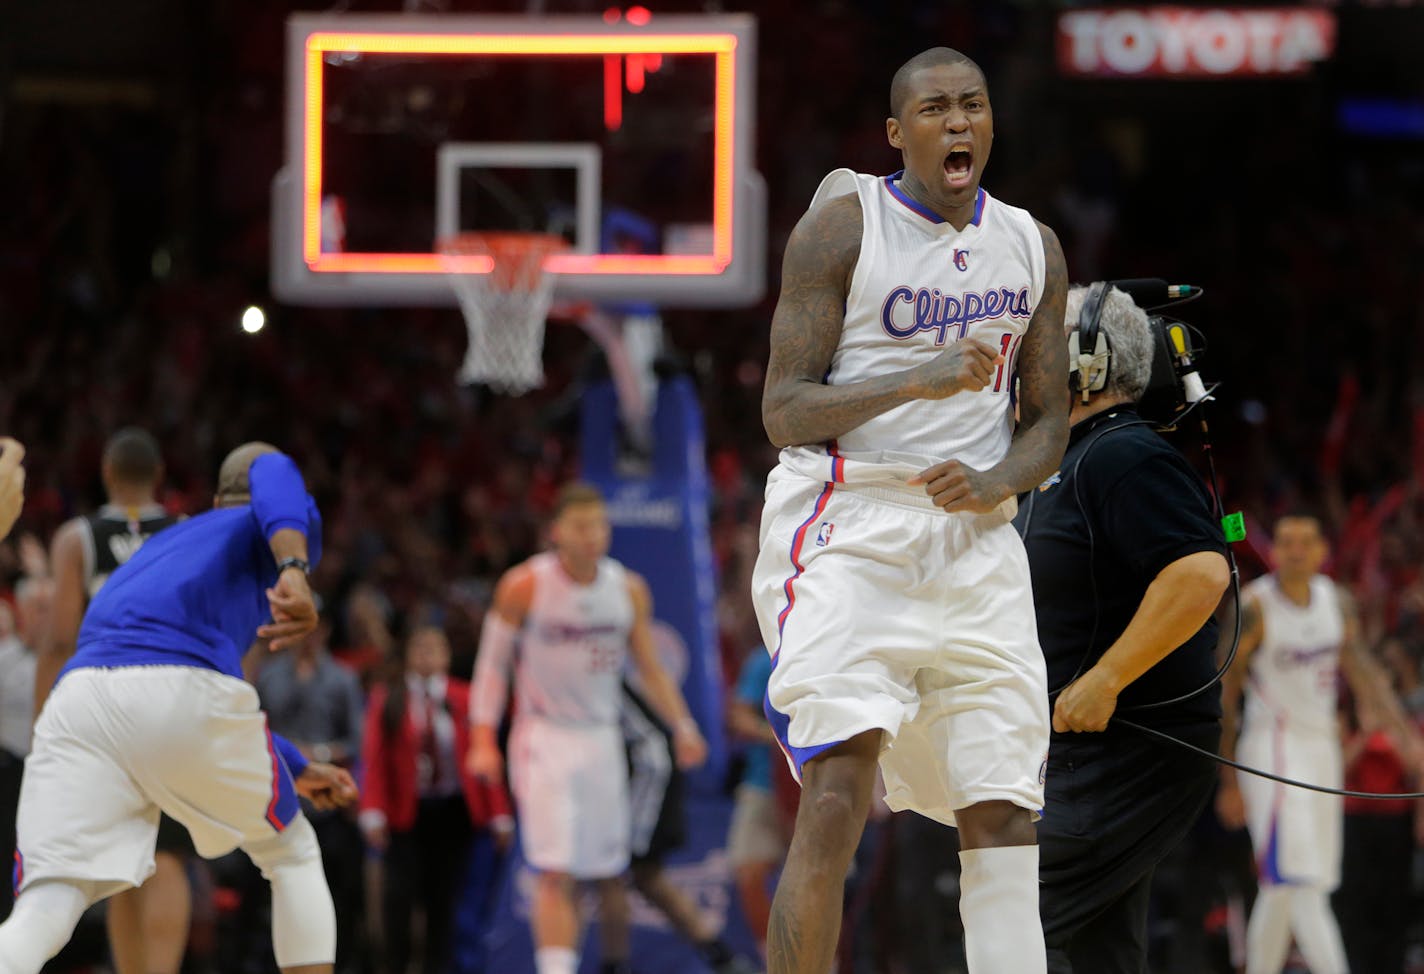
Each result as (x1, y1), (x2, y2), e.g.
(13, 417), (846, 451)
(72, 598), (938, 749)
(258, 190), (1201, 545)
(1063, 285), (1153, 402)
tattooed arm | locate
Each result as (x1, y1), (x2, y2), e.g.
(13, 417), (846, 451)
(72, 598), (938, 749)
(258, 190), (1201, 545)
(912, 222), (1070, 512)
(761, 194), (1002, 449)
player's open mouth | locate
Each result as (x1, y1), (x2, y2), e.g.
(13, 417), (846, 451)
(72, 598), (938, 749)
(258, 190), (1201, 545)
(944, 148), (973, 189)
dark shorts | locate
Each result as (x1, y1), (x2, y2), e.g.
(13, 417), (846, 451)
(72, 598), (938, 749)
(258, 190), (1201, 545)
(632, 766), (687, 866)
(1038, 723), (1219, 974)
(621, 684), (687, 866)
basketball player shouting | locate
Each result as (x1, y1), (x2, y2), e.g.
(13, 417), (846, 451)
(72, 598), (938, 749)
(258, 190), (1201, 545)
(37, 428), (189, 974)
(1217, 514), (1424, 974)
(753, 47), (1069, 974)
(466, 483), (708, 974)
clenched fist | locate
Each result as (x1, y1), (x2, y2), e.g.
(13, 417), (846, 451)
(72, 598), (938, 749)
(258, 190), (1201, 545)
(909, 459), (1008, 514)
(909, 339), (1003, 400)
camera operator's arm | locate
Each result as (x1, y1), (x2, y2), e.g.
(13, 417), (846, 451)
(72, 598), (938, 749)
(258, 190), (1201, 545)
(1054, 550), (1230, 733)
(1214, 595), (1264, 829)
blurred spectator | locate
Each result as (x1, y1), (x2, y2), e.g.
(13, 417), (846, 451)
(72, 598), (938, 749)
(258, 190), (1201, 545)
(1383, 634), (1424, 717)
(0, 579), (47, 919)
(1335, 685), (1417, 974)
(255, 616), (368, 974)
(334, 585), (398, 690)
(724, 645), (784, 957)
(0, 440), (25, 541)
(359, 626), (512, 974)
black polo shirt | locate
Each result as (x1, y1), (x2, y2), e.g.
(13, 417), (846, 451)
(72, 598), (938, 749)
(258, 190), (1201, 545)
(1013, 405), (1226, 730)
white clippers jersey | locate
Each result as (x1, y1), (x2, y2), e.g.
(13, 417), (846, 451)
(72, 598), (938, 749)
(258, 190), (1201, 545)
(515, 552), (634, 727)
(1242, 575), (1344, 735)
(777, 169), (1046, 487)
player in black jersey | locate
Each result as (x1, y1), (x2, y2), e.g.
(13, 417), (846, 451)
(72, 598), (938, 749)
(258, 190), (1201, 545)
(36, 428), (187, 974)
(598, 683), (756, 974)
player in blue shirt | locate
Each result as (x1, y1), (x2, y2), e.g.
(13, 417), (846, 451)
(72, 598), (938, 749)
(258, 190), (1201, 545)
(726, 648), (785, 953)
(0, 442), (356, 974)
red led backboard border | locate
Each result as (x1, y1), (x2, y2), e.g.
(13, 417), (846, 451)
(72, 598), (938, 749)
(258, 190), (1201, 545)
(302, 32), (738, 276)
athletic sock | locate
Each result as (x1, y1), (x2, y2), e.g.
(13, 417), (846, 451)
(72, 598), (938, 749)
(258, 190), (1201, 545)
(1288, 887), (1349, 974)
(1245, 885), (1293, 974)
(536, 947), (579, 974)
(958, 845), (1046, 974)
(0, 881), (92, 974)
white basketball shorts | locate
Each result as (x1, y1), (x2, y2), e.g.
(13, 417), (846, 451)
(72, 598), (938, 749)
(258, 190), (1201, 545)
(1238, 723), (1342, 890)
(508, 717), (630, 879)
(751, 467), (1049, 828)
(15, 666), (303, 900)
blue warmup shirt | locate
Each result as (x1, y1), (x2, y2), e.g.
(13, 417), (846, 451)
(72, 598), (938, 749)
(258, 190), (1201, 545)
(736, 649), (774, 791)
(62, 452), (322, 775)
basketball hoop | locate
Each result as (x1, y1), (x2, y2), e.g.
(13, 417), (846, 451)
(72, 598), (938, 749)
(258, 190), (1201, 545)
(439, 232), (568, 394)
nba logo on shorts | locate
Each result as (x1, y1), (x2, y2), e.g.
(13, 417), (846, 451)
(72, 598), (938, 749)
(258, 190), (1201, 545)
(815, 521), (835, 547)
(953, 248), (969, 272)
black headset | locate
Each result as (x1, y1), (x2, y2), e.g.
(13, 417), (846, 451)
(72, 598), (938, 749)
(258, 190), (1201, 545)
(1071, 281), (1113, 403)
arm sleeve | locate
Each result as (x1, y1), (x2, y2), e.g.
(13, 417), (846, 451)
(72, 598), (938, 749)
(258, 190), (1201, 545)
(249, 453), (316, 547)
(271, 732), (310, 778)
(1098, 451), (1227, 579)
(471, 613), (517, 726)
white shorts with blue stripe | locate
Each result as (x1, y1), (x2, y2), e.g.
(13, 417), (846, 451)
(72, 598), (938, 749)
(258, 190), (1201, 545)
(751, 465), (1049, 828)
(16, 666), (301, 900)
(1237, 723), (1342, 890)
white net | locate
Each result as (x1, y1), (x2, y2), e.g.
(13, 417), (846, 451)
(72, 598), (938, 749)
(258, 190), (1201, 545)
(439, 233), (567, 394)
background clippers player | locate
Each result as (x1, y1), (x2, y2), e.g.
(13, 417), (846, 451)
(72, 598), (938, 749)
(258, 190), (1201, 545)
(35, 427), (189, 974)
(753, 46), (1069, 974)
(1218, 513), (1424, 974)
(467, 483), (708, 974)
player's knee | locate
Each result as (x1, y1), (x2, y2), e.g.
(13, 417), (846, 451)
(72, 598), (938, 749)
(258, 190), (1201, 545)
(797, 775), (871, 849)
(0, 880), (93, 971)
(536, 870), (575, 897)
(244, 815), (323, 878)
(800, 730), (878, 796)
(247, 819), (336, 969)
(956, 799), (1035, 850)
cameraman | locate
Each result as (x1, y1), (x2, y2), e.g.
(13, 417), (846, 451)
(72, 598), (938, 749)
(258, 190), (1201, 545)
(1013, 284), (1230, 973)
